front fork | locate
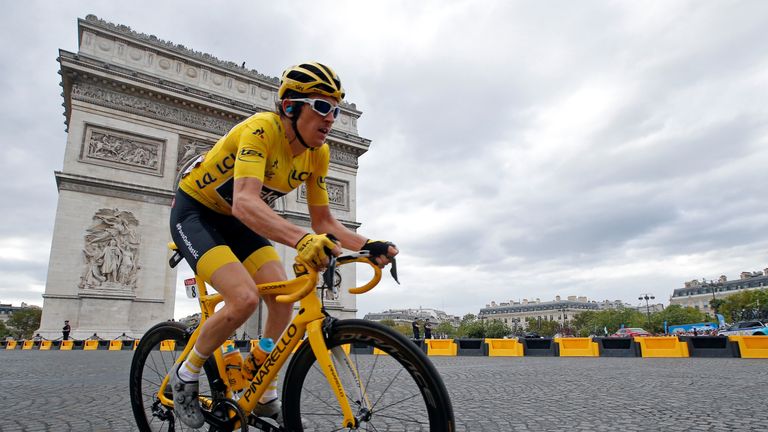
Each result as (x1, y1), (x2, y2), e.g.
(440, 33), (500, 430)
(307, 317), (367, 429)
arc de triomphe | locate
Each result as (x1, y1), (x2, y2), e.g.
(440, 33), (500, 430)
(36, 15), (370, 339)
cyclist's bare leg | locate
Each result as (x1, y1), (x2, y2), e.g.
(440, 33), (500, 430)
(195, 262), (260, 355)
(255, 261), (294, 341)
(251, 260), (293, 416)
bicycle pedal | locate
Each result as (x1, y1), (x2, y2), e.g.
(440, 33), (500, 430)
(248, 414), (283, 431)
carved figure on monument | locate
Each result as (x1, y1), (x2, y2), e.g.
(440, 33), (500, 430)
(79, 208), (141, 291)
(99, 239), (122, 282)
(86, 130), (160, 170)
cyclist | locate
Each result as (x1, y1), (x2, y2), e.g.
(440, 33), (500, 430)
(169, 62), (398, 428)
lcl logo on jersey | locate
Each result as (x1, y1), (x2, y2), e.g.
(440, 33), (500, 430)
(316, 176), (327, 190)
(252, 127), (265, 138)
(288, 169), (310, 188)
(238, 148), (264, 163)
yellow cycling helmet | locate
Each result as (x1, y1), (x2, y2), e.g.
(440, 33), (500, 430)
(278, 62), (345, 102)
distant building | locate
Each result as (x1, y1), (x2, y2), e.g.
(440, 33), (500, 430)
(670, 268), (768, 314)
(0, 302), (32, 323)
(479, 296), (601, 330)
(594, 299), (633, 310)
(364, 308), (459, 326)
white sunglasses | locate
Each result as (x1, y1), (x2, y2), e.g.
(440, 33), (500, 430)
(289, 98), (341, 119)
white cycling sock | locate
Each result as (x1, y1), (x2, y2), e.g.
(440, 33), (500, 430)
(178, 346), (208, 382)
(259, 377), (279, 404)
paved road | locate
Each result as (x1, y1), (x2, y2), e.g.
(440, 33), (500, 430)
(0, 351), (766, 431)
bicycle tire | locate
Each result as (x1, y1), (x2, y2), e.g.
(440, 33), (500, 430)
(282, 319), (455, 431)
(129, 321), (224, 432)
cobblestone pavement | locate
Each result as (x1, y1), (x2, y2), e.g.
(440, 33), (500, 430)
(0, 351), (766, 431)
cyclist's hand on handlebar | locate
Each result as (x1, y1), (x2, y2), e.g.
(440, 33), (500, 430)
(295, 233), (341, 270)
(361, 239), (398, 268)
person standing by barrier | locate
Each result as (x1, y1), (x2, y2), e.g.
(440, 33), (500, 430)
(424, 319), (433, 339)
(412, 318), (421, 339)
(62, 320), (71, 341)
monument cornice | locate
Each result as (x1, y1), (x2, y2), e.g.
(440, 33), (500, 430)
(55, 171), (174, 205)
(78, 15), (363, 114)
(59, 53), (371, 157)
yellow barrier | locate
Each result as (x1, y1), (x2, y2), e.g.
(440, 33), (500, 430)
(40, 341), (53, 350)
(425, 339), (457, 356)
(160, 340), (176, 351)
(485, 338), (524, 357)
(729, 335), (768, 359)
(109, 340), (124, 351)
(636, 337), (689, 358)
(84, 340), (99, 351)
(555, 337), (599, 357)
(22, 340), (35, 350)
(373, 347), (389, 355)
(6, 340), (17, 350)
(133, 340), (140, 350)
(60, 340), (74, 350)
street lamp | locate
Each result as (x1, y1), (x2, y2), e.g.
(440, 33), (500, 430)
(639, 294), (655, 329)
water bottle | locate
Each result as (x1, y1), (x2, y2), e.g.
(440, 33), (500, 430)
(242, 338), (275, 381)
(221, 340), (246, 391)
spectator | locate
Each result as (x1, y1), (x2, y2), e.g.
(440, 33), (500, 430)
(412, 318), (420, 339)
(424, 319), (432, 339)
(62, 320), (71, 341)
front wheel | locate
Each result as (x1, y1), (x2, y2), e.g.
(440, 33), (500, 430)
(129, 321), (224, 432)
(282, 319), (455, 431)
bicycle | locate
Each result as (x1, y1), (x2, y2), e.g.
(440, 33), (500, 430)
(129, 244), (455, 431)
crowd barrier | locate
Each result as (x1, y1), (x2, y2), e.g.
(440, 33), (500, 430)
(635, 336), (689, 358)
(455, 338), (487, 356)
(594, 337), (640, 357)
(729, 336), (768, 358)
(485, 338), (524, 357)
(425, 339), (457, 356)
(521, 338), (557, 356)
(109, 340), (124, 351)
(4, 335), (768, 359)
(555, 337), (599, 357)
(679, 336), (739, 358)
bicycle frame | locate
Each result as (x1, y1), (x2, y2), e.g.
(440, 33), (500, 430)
(157, 253), (382, 429)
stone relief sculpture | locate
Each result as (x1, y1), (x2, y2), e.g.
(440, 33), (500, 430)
(299, 179), (348, 209)
(87, 130), (159, 169)
(79, 208), (141, 291)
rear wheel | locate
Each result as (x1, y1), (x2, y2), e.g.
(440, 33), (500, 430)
(129, 321), (224, 431)
(282, 319), (455, 431)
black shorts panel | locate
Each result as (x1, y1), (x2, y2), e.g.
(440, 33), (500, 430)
(170, 189), (273, 275)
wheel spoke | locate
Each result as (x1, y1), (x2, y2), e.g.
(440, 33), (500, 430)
(283, 321), (453, 431)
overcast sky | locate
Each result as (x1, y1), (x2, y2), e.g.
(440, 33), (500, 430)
(1, 1), (767, 321)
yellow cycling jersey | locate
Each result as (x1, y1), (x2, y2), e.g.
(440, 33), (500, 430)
(179, 112), (330, 214)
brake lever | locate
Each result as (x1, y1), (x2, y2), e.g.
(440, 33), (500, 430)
(389, 256), (400, 284)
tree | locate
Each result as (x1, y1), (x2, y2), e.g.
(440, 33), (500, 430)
(456, 315), (481, 338)
(709, 298), (726, 316)
(656, 305), (708, 327)
(717, 288), (768, 322)
(484, 319), (511, 339)
(525, 317), (559, 337)
(379, 319), (396, 328)
(7, 307), (42, 339)
(435, 321), (457, 339)
(0, 320), (9, 338)
(570, 308), (647, 336)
